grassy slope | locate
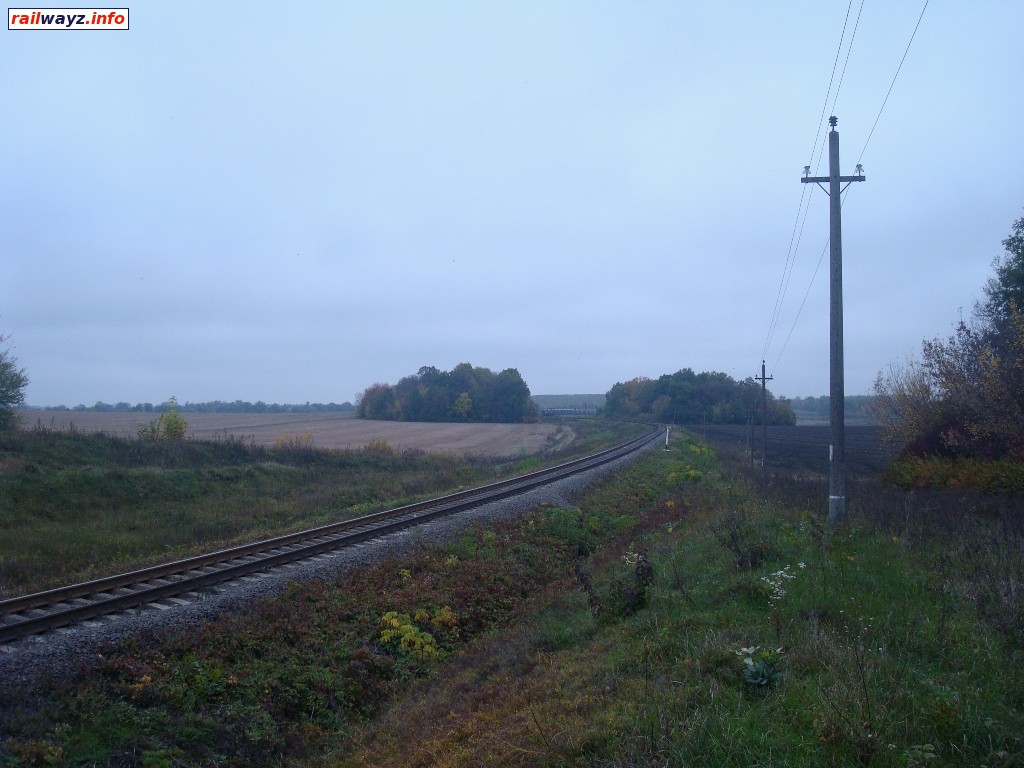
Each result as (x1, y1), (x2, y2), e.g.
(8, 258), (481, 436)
(1, 429), (1021, 767)
(0, 420), (637, 599)
(334, 435), (1024, 768)
(0, 430), (491, 598)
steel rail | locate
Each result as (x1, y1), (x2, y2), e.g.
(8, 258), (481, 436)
(1, 426), (660, 644)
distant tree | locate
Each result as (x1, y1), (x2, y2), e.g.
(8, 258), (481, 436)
(356, 383), (396, 420)
(651, 394), (673, 421)
(491, 368), (536, 422)
(0, 334), (29, 431)
(874, 211), (1024, 459)
(602, 368), (794, 425)
(451, 391), (473, 421)
(980, 214), (1024, 332)
(356, 364), (538, 423)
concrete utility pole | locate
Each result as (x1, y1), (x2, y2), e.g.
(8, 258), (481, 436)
(801, 115), (865, 527)
(755, 360), (773, 469)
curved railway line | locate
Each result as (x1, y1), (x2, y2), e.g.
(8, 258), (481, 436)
(0, 426), (661, 645)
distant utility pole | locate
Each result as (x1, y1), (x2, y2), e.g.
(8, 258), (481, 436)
(801, 115), (865, 527)
(755, 360), (773, 469)
(746, 411), (754, 465)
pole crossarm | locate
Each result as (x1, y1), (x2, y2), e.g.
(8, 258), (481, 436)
(803, 174), (865, 197)
(802, 175), (865, 183)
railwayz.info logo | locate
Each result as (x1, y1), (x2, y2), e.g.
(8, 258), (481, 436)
(8, 7), (128, 29)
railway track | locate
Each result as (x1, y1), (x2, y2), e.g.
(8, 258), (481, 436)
(0, 426), (660, 645)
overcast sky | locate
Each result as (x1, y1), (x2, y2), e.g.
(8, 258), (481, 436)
(2, 1), (1021, 406)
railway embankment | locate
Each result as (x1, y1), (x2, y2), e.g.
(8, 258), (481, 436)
(2, 427), (1022, 767)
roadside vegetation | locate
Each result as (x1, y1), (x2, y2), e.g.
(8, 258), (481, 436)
(874, 212), (1024, 490)
(0, 419), (639, 599)
(2, 428), (1020, 767)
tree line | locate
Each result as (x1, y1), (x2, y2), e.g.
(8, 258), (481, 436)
(874, 212), (1024, 460)
(356, 363), (538, 423)
(602, 368), (795, 425)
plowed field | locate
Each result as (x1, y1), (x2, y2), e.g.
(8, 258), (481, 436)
(693, 424), (892, 476)
(19, 410), (564, 457)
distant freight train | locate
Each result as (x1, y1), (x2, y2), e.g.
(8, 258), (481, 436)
(541, 407), (598, 417)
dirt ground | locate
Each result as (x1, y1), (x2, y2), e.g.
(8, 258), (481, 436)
(19, 410), (565, 457)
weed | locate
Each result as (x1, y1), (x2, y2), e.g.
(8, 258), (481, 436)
(734, 645), (783, 688)
(540, 505), (599, 556)
(363, 439), (395, 456)
(760, 563), (803, 605)
(710, 509), (778, 570)
(577, 549), (655, 624)
(379, 611), (440, 660)
(904, 742), (939, 765)
(273, 430), (314, 449)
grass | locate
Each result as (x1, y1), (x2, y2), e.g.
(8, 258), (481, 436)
(333, 436), (1024, 768)
(0, 428), (485, 599)
(0, 420), (643, 599)
(1, 428), (1021, 767)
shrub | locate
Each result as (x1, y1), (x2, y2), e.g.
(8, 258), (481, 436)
(0, 333), (29, 432)
(576, 549), (655, 624)
(138, 397), (188, 441)
(710, 510), (778, 570)
(541, 505), (598, 556)
(363, 439), (395, 457)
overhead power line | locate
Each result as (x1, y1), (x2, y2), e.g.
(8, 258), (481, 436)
(762, 0), (857, 361)
(767, 0), (930, 378)
(858, 0), (929, 163)
(828, 0), (866, 117)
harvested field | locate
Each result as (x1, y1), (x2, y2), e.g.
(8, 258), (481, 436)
(18, 410), (564, 457)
